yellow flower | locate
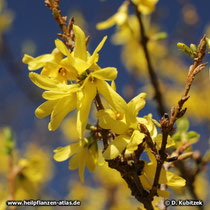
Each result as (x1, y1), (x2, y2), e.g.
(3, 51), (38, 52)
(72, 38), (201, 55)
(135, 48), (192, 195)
(96, 1), (129, 30)
(51, 25), (127, 138)
(154, 134), (175, 150)
(111, 15), (140, 45)
(25, 24), (127, 138)
(97, 93), (153, 159)
(23, 48), (76, 83)
(132, 0), (159, 15)
(61, 114), (80, 141)
(29, 72), (79, 131)
(54, 138), (98, 182)
(76, 68), (127, 138)
(19, 144), (53, 183)
(139, 150), (186, 198)
(29, 64), (125, 137)
(137, 113), (157, 139)
(23, 48), (62, 71)
(14, 144), (53, 200)
(55, 24), (106, 75)
(0, 0), (14, 36)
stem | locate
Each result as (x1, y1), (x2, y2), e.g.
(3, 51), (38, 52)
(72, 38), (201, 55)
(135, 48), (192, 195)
(150, 35), (207, 198)
(94, 92), (104, 111)
(45, 1), (207, 209)
(8, 152), (17, 210)
(45, 0), (75, 50)
(133, 3), (166, 116)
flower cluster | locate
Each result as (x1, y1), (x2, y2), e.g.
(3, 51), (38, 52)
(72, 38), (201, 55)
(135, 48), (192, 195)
(23, 23), (185, 196)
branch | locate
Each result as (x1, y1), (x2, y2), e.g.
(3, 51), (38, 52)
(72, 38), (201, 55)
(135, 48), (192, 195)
(139, 123), (158, 157)
(45, 2), (208, 209)
(8, 153), (15, 209)
(45, 0), (75, 51)
(108, 157), (154, 210)
(132, 3), (166, 116)
(150, 35), (208, 199)
(8, 151), (23, 210)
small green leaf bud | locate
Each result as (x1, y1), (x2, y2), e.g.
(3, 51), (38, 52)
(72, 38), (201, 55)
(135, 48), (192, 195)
(151, 32), (168, 41)
(190, 44), (197, 52)
(177, 42), (194, 58)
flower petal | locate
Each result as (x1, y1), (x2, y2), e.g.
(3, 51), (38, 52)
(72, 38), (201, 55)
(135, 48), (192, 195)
(86, 143), (98, 172)
(127, 130), (145, 151)
(140, 174), (153, 190)
(155, 134), (175, 149)
(60, 57), (78, 79)
(96, 16), (116, 30)
(42, 84), (79, 100)
(97, 109), (128, 134)
(103, 135), (130, 160)
(41, 62), (59, 78)
(78, 148), (87, 182)
(92, 67), (118, 81)
(69, 153), (79, 170)
(144, 151), (186, 187)
(157, 189), (170, 198)
(77, 81), (97, 138)
(96, 80), (127, 114)
(53, 143), (79, 162)
(127, 93), (146, 121)
(42, 91), (71, 100)
(23, 54), (52, 70)
(48, 94), (77, 131)
(55, 39), (75, 65)
(35, 100), (57, 119)
(162, 170), (186, 187)
(29, 72), (60, 90)
(73, 25), (87, 61)
(111, 80), (116, 91)
(88, 36), (107, 66)
(73, 58), (90, 74)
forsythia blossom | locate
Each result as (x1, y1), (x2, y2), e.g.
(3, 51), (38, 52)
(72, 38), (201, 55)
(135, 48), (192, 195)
(97, 93), (156, 159)
(140, 150), (186, 198)
(132, 0), (159, 14)
(54, 138), (98, 182)
(23, 18), (186, 199)
(23, 24), (126, 138)
(96, 1), (129, 30)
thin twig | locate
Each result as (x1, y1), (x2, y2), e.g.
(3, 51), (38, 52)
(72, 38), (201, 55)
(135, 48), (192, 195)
(45, 0), (75, 51)
(132, 2), (166, 116)
(150, 35), (207, 199)
(44, 1), (208, 209)
(8, 152), (16, 210)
